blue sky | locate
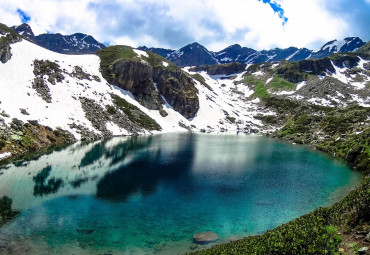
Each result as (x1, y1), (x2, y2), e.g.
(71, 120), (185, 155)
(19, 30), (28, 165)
(0, 0), (369, 51)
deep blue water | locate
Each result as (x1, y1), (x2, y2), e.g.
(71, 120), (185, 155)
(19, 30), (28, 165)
(0, 133), (362, 254)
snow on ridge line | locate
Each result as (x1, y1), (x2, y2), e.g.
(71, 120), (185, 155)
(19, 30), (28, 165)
(133, 49), (149, 58)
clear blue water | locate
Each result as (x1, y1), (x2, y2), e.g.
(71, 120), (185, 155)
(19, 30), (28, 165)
(0, 133), (362, 254)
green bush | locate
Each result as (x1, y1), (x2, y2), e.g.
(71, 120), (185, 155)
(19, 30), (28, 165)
(106, 105), (117, 115)
(0, 139), (6, 150)
(189, 208), (341, 255)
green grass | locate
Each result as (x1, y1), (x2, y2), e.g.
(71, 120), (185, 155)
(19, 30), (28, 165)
(238, 74), (296, 99)
(189, 208), (341, 255)
(268, 75), (296, 91)
(106, 105), (117, 115)
(111, 94), (161, 131)
(356, 41), (370, 55)
(144, 51), (175, 69)
(238, 75), (269, 100)
(191, 73), (213, 91)
(96, 45), (140, 81)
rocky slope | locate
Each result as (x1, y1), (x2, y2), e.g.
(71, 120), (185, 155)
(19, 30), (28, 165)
(139, 37), (365, 66)
(11, 23), (105, 54)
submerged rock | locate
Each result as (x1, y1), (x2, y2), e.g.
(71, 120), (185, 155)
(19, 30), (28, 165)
(76, 228), (94, 234)
(193, 231), (219, 245)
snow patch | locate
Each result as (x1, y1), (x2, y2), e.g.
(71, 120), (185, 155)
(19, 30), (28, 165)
(133, 49), (149, 58)
(286, 50), (299, 60)
(220, 57), (232, 62)
(162, 61), (169, 67)
(322, 39), (347, 53)
(296, 81), (306, 91)
(0, 152), (11, 160)
(266, 77), (273, 84)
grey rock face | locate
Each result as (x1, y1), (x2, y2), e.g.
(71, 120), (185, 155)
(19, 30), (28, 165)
(154, 67), (199, 119)
(111, 59), (163, 110)
(110, 58), (199, 118)
(0, 46), (12, 63)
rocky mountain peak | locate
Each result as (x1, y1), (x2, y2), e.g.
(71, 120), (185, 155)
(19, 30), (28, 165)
(11, 23), (105, 54)
(11, 23), (35, 39)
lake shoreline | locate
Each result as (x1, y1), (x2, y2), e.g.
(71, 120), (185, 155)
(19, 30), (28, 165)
(0, 131), (368, 255)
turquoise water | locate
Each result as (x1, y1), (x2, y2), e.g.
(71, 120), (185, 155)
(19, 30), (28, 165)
(0, 133), (362, 254)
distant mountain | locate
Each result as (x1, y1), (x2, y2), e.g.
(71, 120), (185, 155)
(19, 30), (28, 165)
(309, 37), (365, 59)
(11, 23), (105, 54)
(140, 42), (218, 66)
(139, 37), (365, 66)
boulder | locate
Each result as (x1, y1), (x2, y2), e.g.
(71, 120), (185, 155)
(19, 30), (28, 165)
(193, 231), (218, 245)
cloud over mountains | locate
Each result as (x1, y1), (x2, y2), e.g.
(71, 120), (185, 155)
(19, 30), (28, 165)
(0, 0), (369, 51)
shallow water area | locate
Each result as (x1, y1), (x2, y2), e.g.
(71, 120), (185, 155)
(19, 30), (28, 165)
(0, 133), (363, 254)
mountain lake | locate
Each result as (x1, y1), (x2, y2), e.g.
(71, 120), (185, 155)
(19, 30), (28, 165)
(0, 133), (363, 254)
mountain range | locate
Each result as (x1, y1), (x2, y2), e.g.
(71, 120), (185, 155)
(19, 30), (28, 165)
(10, 23), (365, 66)
(11, 23), (106, 54)
(139, 37), (365, 66)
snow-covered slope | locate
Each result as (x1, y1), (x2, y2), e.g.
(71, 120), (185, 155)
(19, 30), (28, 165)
(0, 40), (270, 142)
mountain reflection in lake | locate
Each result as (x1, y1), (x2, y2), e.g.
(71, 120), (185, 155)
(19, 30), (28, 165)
(0, 133), (362, 255)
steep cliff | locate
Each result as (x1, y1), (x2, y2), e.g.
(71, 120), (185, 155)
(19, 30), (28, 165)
(97, 46), (199, 118)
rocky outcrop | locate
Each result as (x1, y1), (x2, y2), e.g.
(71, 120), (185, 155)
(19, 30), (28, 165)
(106, 50), (200, 118)
(0, 118), (76, 161)
(0, 23), (22, 63)
(0, 46), (12, 64)
(153, 66), (199, 118)
(111, 59), (163, 110)
(297, 58), (335, 75)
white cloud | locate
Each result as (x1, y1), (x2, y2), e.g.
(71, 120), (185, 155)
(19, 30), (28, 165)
(0, 0), (366, 51)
